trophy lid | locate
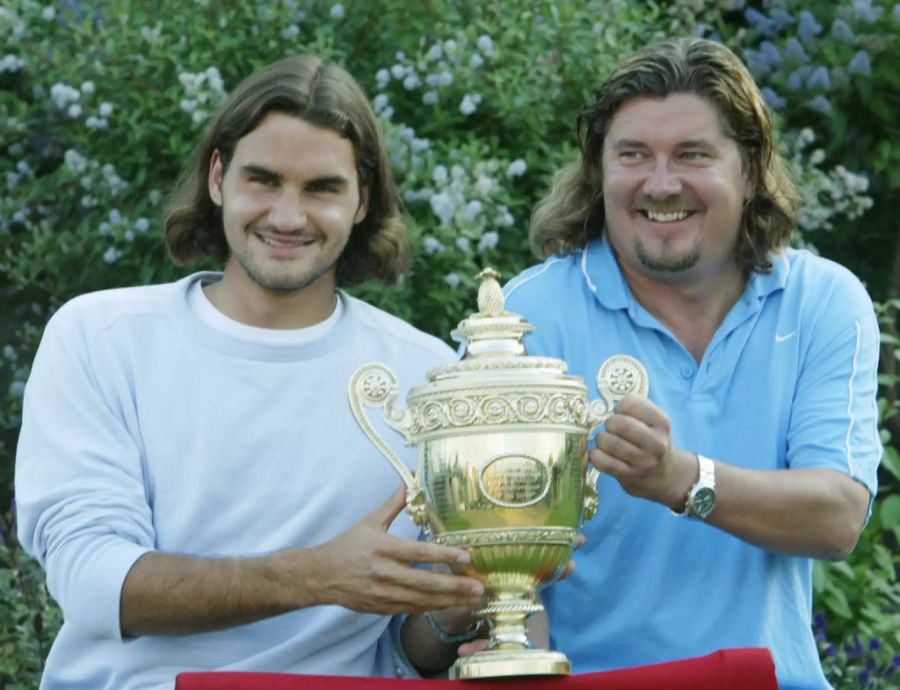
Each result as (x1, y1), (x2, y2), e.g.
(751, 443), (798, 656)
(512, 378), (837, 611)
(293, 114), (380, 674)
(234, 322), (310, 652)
(450, 268), (534, 358)
(420, 268), (570, 384)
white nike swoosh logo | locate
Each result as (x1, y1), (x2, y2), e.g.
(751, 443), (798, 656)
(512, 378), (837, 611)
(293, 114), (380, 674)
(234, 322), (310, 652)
(775, 331), (797, 342)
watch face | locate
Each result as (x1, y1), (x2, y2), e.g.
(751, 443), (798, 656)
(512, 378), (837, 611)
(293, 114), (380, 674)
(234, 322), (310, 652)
(690, 487), (716, 519)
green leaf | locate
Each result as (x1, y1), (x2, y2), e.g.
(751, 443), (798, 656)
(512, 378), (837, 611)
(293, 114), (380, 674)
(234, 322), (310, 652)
(879, 494), (900, 530)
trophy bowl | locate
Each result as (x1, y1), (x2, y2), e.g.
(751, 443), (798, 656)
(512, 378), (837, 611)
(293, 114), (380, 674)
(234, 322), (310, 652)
(348, 269), (648, 679)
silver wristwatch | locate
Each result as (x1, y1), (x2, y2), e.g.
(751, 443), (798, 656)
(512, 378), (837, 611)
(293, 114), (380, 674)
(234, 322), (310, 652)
(672, 454), (716, 520)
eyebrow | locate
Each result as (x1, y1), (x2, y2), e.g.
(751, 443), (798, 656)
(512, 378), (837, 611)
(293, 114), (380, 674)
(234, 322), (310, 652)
(611, 138), (719, 151)
(239, 165), (351, 189)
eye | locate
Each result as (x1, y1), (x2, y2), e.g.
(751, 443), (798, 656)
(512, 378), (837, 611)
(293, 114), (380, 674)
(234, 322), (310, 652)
(249, 175), (279, 187)
(308, 180), (345, 194)
(680, 151), (709, 161)
(619, 150), (645, 161)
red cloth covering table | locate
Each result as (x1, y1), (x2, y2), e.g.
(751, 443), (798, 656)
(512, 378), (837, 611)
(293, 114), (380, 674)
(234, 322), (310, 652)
(175, 647), (776, 689)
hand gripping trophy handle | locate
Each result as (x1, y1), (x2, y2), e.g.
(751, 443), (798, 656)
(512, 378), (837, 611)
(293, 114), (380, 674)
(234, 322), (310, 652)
(583, 355), (651, 520)
(347, 363), (429, 527)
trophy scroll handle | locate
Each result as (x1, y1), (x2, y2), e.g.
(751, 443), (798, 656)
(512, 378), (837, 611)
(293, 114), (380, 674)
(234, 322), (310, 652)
(348, 363), (429, 526)
(583, 355), (651, 520)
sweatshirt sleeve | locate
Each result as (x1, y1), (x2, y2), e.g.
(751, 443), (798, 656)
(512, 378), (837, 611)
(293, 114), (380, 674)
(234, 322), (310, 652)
(15, 302), (154, 640)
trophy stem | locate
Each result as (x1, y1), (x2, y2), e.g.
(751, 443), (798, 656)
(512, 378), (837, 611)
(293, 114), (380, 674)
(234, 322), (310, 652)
(449, 586), (571, 679)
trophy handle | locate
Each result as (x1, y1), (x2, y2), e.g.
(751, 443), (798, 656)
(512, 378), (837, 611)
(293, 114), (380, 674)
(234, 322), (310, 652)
(349, 364), (428, 524)
(583, 355), (651, 521)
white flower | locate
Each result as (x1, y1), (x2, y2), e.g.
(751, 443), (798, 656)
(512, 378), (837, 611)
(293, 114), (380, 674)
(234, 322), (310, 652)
(475, 175), (494, 196)
(462, 200), (483, 221)
(99, 222), (112, 235)
(99, 102), (113, 117)
(445, 272), (461, 289)
(478, 231), (499, 252)
(373, 93), (390, 114)
(329, 3), (345, 19)
(9, 381), (25, 398)
(80, 81), (95, 94)
(51, 83), (80, 109)
(281, 24), (300, 39)
(459, 93), (481, 116)
(506, 158), (527, 178)
(375, 68), (390, 88)
(432, 165), (449, 184)
(64, 149), (88, 174)
(403, 73), (421, 91)
(0, 55), (24, 73)
(443, 39), (458, 54)
(469, 54), (484, 69)
(422, 90), (438, 105)
(149, 190), (163, 205)
(455, 237), (471, 252)
(451, 165), (466, 180)
(426, 44), (443, 61)
(410, 138), (430, 153)
(109, 209), (123, 224)
(192, 110), (207, 124)
(390, 64), (408, 79)
(41, 6), (56, 20)
(135, 217), (150, 232)
(477, 35), (494, 56)
(422, 236), (446, 254)
(430, 191), (456, 225)
(2, 345), (16, 361)
(103, 246), (121, 263)
(497, 209), (514, 227)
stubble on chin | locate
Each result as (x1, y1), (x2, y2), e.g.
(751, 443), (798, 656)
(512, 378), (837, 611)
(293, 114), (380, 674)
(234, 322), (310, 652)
(634, 238), (700, 274)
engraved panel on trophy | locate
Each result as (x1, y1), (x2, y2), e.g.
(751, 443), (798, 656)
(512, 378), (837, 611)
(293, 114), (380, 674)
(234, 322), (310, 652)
(478, 453), (550, 508)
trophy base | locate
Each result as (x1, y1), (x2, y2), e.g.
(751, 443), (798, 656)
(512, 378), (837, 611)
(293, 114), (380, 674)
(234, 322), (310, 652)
(450, 649), (570, 680)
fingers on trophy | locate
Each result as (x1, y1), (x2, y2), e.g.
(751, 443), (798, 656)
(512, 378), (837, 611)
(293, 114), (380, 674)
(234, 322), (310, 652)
(349, 269), (649, 679)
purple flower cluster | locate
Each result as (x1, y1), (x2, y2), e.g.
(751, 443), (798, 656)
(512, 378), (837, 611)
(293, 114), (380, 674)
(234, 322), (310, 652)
(813, 612), (898, 689)
(738, 4), (881, 117)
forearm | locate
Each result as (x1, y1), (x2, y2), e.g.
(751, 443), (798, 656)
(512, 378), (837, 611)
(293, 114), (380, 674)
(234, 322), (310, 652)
(120, 548), (322, 637)
(705, 463), (870, 560)
(401, 608), (480, 675)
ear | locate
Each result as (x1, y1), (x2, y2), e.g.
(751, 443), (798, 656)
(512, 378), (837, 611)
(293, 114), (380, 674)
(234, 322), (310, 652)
(354, 182), (370, 225)
(208, 149), (224, 207)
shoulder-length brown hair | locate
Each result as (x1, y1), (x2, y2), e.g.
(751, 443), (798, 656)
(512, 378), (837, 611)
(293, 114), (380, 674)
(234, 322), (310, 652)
(162, 55), (409, 286)
(530, 37), (800, 274)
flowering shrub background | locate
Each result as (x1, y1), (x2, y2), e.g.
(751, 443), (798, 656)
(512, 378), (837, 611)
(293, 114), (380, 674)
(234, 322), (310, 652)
(0, 0), (897, 686)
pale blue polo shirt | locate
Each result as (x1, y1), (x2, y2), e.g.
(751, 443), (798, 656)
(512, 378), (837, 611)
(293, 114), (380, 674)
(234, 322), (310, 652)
(504, 237), (881, 690)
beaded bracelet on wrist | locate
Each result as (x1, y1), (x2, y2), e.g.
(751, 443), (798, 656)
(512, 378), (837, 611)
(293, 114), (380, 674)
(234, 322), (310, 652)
(423, 610), (483, 644)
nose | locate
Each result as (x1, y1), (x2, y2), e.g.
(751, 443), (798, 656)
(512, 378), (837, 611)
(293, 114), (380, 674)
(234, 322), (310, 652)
(268, 190), (307, 232)
(642, 156), (682, 199)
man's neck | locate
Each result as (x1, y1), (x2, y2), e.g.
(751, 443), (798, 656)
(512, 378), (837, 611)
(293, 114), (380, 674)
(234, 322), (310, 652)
(203, 270), (338, 330)
(620, 261), (747, 364)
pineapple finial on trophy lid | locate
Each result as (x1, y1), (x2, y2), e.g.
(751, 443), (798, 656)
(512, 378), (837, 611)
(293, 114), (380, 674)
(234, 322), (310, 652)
(451, 267), (534, 358)
(476, 268), (505, 316)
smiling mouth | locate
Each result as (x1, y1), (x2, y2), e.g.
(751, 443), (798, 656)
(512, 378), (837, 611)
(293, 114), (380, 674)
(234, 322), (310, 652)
(638, 209), (695, 223)
(255, 233), (317, 249)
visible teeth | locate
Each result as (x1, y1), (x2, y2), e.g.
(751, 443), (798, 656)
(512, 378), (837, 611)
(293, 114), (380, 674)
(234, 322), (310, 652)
(645, 210), (690, 222)
(260, 236), (308, 248)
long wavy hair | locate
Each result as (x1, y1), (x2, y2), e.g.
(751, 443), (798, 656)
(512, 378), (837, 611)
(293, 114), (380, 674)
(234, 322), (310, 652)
(162, 55), (409, 286)
(530, 37), (800, 274)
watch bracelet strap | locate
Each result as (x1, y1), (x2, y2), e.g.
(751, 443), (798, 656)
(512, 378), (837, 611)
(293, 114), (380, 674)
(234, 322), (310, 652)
(424, 610), (483, 643)
(671, 453), (715, 518)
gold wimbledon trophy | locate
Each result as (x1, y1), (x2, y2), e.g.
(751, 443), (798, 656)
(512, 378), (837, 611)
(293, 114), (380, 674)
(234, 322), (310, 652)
(348, 269), (648, 679)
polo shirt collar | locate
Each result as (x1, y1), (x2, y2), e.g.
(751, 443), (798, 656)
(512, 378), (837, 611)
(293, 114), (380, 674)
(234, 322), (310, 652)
(582, 235), (790, 310)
